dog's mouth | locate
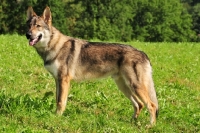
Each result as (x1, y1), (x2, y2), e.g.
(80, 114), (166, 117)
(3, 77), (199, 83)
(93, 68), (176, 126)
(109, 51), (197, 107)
(29, 34), (42, 46)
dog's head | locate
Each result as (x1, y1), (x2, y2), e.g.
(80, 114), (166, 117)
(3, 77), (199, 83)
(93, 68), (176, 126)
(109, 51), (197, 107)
(26, 7), (52, 48)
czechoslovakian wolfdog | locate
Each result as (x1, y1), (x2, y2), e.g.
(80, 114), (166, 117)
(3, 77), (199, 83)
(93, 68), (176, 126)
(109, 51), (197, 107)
(26, 6), (158, 126)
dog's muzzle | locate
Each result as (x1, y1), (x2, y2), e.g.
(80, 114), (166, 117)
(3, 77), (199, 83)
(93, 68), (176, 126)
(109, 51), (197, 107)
(26, 31), (42, 46)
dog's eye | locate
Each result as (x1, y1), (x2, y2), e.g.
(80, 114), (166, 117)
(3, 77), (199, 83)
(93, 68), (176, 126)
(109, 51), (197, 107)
(36, 24), (41, 28)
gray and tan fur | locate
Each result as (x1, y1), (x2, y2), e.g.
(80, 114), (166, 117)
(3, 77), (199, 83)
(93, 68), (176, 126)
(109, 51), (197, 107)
(26, 6), (159, 126)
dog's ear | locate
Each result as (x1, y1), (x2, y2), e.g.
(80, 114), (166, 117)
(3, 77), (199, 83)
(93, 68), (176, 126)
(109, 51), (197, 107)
(27, 6), (37, 21)
(43, 6), (52, 26)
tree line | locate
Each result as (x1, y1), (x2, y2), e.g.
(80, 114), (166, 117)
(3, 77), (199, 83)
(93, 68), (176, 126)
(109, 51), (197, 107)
(0, 0), (200, 42)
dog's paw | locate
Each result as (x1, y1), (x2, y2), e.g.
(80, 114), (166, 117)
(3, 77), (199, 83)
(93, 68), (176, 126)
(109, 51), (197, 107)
(145, 123), (156, 129)
(56, 109), (64, 115)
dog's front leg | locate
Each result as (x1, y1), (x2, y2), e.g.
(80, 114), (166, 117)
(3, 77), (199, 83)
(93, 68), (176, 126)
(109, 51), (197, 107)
(56, 76), (71, 115)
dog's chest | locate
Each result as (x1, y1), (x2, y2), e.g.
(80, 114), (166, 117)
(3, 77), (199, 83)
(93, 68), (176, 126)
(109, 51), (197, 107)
(44, 60), (59, 79)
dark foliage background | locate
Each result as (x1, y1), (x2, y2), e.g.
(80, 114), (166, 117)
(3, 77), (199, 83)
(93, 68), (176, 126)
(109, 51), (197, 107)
(0, 0), (199, 42)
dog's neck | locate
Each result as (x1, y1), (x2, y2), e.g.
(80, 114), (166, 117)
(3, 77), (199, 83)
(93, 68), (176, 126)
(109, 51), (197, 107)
(34, 26), (58, 64)
(35, 26), (70, 66)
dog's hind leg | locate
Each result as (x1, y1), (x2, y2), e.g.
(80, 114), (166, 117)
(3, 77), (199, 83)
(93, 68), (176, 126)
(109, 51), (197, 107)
(120, 64), (157, 126)
(130, 92), (144, 119)
(55, 75), (71, 115)
(112, 75), (144, 120)
(134, 84), (157, 126)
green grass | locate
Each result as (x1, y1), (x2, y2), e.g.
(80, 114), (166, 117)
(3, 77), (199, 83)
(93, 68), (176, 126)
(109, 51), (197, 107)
(0, 34), (200, 132)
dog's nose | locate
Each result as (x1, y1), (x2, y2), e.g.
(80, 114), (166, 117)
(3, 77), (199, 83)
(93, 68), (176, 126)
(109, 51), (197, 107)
(26, 31), (32, 39)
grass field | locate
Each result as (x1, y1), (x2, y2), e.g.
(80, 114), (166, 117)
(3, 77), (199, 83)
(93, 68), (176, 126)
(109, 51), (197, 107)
(0, 34), (199, 132)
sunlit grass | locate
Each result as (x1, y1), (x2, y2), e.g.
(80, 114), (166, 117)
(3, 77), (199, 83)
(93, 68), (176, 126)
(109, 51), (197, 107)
(0, 34), (199, 132)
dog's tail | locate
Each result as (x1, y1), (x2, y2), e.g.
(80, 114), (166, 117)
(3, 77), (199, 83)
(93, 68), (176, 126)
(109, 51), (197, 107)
(145, 62), (159, 117)
(148, 76), (159, 117)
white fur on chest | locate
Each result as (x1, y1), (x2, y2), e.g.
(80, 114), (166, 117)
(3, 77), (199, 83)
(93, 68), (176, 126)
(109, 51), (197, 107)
(44, 60), (60, 79)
